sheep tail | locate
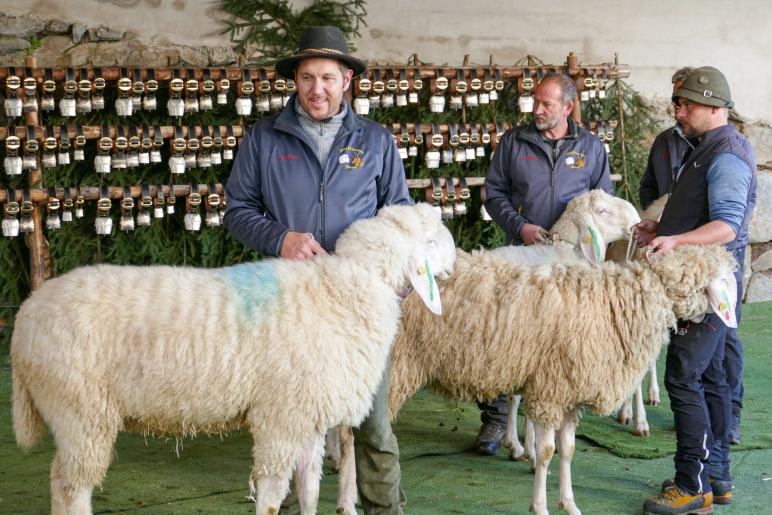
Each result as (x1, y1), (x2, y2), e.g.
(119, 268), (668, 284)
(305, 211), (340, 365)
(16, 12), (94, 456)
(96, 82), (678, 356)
(12, 367), (45, 449)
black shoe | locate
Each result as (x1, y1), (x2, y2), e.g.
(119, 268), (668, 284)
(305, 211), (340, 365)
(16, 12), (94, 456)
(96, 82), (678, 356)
(729, 413), (741, 445)
(474, 422), (505, 455)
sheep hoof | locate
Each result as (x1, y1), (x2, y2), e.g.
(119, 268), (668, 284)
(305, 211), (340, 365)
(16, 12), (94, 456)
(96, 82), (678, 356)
(530, 503), (550, 515)
(506, 443), (526, 461)
(336, 504), (357, 515)
(558, 500), (582, 515)
(634, 425), (651, 437)
(617, 415), (632, 425)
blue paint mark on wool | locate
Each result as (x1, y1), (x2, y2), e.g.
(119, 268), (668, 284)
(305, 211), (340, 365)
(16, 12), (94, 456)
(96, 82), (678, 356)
(221, 261), (280, 317)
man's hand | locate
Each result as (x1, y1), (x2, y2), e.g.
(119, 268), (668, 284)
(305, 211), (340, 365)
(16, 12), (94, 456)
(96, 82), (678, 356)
(633, 219), (659, 247)
(519, 223), (548, 245)
(280, 231), (327, 260)
(648, 235), (679, 255)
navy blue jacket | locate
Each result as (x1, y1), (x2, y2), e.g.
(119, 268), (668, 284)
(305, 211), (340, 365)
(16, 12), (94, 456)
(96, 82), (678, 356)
(639, 124), (694, 210)
(224, 96), (412, 255)
(484, 119), (612, 244)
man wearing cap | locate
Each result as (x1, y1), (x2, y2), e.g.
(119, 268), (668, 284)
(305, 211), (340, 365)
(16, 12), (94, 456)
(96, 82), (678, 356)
(224, 26), (410, 514)
(641, 66), (754, 448)
(635, 66), (756, 515)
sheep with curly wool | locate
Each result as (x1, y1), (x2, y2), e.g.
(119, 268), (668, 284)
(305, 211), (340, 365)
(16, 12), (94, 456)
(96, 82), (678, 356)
(387, 243), (736, 515)
(11, 203), (456, 515)
(330, 189), (642, 514)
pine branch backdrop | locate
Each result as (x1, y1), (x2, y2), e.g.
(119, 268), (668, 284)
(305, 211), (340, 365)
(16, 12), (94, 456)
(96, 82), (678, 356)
(0, 1), (659, 353)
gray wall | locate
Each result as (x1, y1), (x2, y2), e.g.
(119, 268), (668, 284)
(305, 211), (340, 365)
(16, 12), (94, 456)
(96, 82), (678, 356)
(4, 0), (771, 121)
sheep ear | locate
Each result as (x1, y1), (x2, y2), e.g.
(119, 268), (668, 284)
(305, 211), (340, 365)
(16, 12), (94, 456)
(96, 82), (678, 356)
(579, 221), (606, 265)
(707, 270), (738, 328)
(408, 254), (442, 315)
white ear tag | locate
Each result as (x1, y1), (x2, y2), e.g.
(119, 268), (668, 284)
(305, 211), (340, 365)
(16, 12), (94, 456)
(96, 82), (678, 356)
(707, 271), (738, 328)
(408, 256), (442, 315)
(579, 224), (605, 265)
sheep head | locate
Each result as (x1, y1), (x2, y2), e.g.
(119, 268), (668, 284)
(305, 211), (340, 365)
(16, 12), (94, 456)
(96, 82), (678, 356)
(646, 244), (737, 322)
(335, 203), (456, 313)
(551, 190), (641, 264)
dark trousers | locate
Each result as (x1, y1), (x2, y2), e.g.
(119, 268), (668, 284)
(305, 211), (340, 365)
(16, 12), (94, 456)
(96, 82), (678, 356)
(665, 312), (731, 494)
(477, 395), (509, 426)
(706, 248), (745, 479)
(725, 247), (746, 416)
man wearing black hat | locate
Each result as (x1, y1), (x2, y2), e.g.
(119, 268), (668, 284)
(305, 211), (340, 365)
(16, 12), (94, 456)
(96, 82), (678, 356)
(224, 26), (411, 514)
(635, 66), (756, 515)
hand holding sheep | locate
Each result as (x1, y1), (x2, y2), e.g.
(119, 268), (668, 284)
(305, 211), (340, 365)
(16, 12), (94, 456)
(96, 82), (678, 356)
(280, 231), (327, 260)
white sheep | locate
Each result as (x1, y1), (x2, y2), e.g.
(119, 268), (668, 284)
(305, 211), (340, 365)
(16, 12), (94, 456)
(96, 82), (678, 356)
(330, 189), (642, 513)
(11, 203), (456, 515)
(387, 243), (736, 515)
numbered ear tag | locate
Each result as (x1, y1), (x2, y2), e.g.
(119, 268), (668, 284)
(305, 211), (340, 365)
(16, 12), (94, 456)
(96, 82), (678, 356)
(707, 272), (738, 328)
(408, 256), (442, 315)
(579, 224), (605, 265)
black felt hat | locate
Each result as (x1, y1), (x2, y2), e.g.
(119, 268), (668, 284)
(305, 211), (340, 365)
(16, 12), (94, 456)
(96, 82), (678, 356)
(274, 26), (367, 79)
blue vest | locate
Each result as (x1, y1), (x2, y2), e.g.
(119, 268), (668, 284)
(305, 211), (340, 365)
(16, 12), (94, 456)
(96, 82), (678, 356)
(658, 124), (756, 250)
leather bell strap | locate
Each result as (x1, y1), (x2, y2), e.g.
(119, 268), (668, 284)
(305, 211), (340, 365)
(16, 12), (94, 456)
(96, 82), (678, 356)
(414, 121), (424, 144)
(430, 123), (443, 149)
(398, 69), (409, 92)
(59, 124), (70, 151)
(386, 69), (397, 92)
(241, 68), (253, 96)
(445, 177), (456, 201)
(25, 125), (38, 153)
(141, 124), (152, 149)
(154, 124), (163, 149)
(412, 67), (423, 90)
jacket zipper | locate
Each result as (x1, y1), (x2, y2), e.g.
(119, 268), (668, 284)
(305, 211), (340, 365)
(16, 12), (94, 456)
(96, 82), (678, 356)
(319, 124), (353, 249)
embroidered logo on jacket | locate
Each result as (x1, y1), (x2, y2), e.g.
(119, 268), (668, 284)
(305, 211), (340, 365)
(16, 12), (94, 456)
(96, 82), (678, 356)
(564, 151), (586, 169)
(339, 146), (365, 169)
(278, 155), (299, 161)
(521, 155), (538, 161)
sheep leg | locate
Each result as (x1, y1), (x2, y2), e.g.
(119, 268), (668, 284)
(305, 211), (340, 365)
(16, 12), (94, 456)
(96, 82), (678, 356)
(253, 467), (293, 515)
(335, 425), (358, 515)
(524, 417), (537, 473)
(294, 434), (325, 515)
(530, 420), (555, 515)
(504, 394), (526, 461)
(633, 383), (650, 437)
(647, 358), (660, 405)
(557, 410), (581, 515)
(325, 426), (342, 471)
(49, 411), (119, 515)
(616, 396), (633, 425)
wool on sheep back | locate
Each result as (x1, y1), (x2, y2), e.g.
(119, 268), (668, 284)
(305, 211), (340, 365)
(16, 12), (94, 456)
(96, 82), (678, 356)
(389, 244), (735, 430)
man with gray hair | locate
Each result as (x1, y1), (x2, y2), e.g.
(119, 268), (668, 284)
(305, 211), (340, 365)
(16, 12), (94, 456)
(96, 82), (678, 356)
(477, 73), (612, 454)
(639, 66), (696, 209)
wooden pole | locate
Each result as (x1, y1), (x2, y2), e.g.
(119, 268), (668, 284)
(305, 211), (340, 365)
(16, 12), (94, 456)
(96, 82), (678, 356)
(23, 56), (49, 290)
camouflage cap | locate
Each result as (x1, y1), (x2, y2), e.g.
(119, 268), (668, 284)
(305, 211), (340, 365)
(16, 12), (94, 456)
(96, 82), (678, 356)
(673, 66), (733, 109)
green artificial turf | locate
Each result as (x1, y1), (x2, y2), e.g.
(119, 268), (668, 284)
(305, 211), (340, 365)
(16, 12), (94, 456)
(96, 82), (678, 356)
(575, 301), (772, 459)
(1, 302), (771, 514)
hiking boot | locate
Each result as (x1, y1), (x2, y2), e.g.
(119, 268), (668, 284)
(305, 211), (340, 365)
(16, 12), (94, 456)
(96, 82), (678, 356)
(474, 422), (505, 455)
(643, 486), (713, 514)
(728, 413), (741, 445)
(709, 478), (733, 505)
(661, 478), (730, 504)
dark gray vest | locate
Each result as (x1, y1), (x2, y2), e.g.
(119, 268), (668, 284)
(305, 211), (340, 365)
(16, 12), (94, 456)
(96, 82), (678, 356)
(658, 124), (756, 249)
